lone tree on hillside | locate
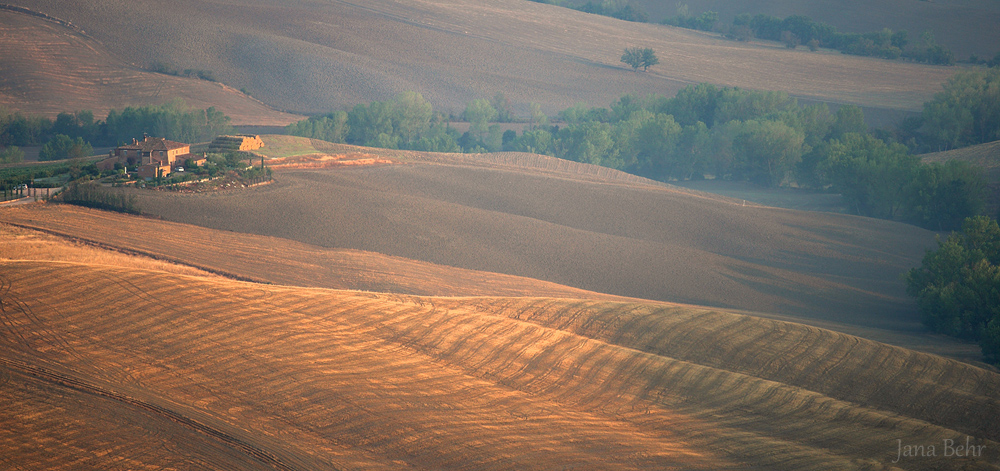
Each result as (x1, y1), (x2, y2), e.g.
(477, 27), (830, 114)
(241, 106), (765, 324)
(621, 47), (659, 71)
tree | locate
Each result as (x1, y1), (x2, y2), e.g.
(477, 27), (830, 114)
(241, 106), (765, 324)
(829, 105), (867, 139)
(905, 216), (1000, 363)
(820, 133), (918, 218)
(463, 99), (498, 141)
(720, 119), (804, 187)
(0, 146), (23, 163)
(621, 47), (643, 71)
(905, 161), (986, 231)
(920, 67), (1000, 150)
(39, 134), (93, 161)
(621, 47), (658, 71)
(640, 48), (659, 71)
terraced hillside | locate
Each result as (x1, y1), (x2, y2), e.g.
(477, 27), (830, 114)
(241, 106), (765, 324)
(0, 9), (301, 125)
(6, 0), (959, 118)
(1, 254), (998, 470)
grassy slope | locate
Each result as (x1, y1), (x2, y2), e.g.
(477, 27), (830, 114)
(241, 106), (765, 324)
(6, 0), (959, 119)
(1, 257), (998, 470)
(0, 10), (302, 125)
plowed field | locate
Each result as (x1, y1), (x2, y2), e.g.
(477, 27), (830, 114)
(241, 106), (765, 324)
(2, 258), (997, 469)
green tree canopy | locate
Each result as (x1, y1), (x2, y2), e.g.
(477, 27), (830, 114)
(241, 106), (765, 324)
(905, 216), (1000, 362)
(621, 47), (658, 71)
(820, 132), (918, 218)
(921, 67), (1000, 150)
(39, 134), (93, 161)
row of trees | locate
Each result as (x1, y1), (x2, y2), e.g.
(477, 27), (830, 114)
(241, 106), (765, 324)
(0, 100), (233, 162)
(727, 13), (956, 64)
(289, 72), (995, 231)
(913, 67), (1000, 151)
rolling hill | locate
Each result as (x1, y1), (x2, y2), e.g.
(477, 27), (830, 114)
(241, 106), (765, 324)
(7, 136), (970, 358)
(3, 0), (961, 122)
(0, 8), (302, 126)
(119, 142), (939, 332)
(1, 244), (998, 469)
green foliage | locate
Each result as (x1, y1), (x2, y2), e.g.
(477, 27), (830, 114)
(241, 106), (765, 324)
(0, 146), (23, 164)
(905, 216), (1000, 363)
(725, 13), (948, 64)
(620, 47), (658, 71)
(905, 161), (987, 230)
(820, 133), (918, 219)
(288, 91), (458, 152)
(464, 99), (498, 140)
(103, 100), (233, 144)
(0, 107), (51, 146)
(39, 134), (93, 161)
(820, 136), (900, 210)
(920, 67), (1000, 150)
(829, 105), (867, 139)
(60, 180), (140, 214)
(286, 111), (348, 143)
(719, 119), (804, 187)
(574, 1), (648, 22)
(661, 4), (717, 31)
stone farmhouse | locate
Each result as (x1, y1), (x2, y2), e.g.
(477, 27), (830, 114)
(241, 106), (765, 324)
(99, 136), (205, 179)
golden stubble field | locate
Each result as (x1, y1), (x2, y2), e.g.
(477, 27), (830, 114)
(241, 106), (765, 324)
(1, 138), (997, 467)
(4, 0), (961, 117)
(1, 241), (999, 469)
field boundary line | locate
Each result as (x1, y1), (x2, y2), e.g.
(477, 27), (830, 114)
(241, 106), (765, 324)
(0, 220), (270, 285)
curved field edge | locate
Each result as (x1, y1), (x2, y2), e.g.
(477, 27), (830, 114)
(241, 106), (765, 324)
(2, 261), (997, 470)
(0, 203), (628, 300)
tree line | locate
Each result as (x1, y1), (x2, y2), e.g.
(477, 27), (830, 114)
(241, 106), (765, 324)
(0, 100), (233, 162)
(533, 0), (999, 66)
(288, 67), (999, 231)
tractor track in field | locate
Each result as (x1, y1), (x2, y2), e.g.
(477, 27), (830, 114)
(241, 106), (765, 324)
(0, 220), (269, 285)
(0, 356), (301, 471)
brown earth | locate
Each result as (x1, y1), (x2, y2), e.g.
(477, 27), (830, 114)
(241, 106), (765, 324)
(0, 9), (302, 126)
(14, 138), (971, 361)
(122, 151), (940, 331)
(4, 0), (961, 120)
(1, 258), (998, 470)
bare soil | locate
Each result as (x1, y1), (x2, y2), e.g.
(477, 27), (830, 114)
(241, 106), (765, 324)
(0, 10), (302, 125)
(5, 0), (962, 120)
(1, 260), (997, 470)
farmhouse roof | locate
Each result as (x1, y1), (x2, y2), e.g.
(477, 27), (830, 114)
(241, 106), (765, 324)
(138, 136), (189, 152)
